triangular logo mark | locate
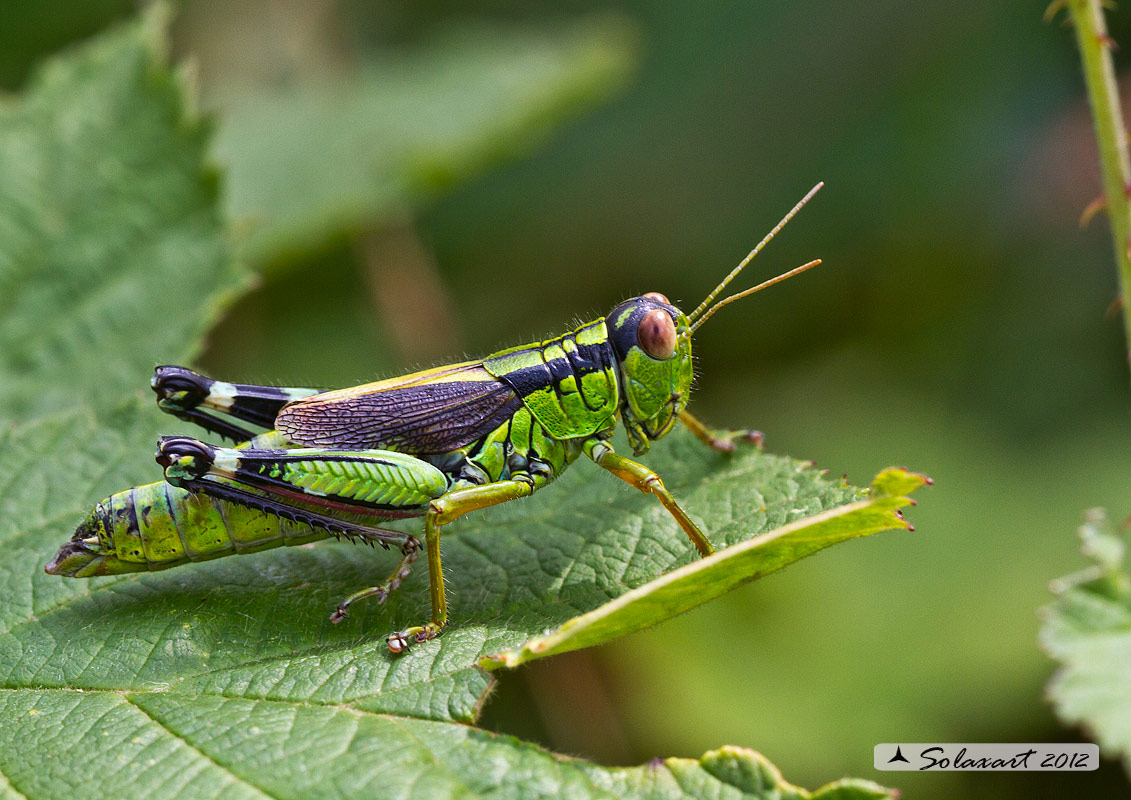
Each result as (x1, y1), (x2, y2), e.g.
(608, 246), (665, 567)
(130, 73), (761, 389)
(888, 746), (909, 764)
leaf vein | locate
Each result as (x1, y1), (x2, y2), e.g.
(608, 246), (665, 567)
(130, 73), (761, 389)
(120, 693), (280, 800)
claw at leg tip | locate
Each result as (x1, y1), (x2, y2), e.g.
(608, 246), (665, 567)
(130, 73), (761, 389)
(387, 633), (408, 654)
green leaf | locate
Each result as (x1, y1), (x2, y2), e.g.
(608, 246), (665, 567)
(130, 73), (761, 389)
(1, 414), (923, 726)
(1041, 508), (1131, 774)
(0, 11), (902, 799)
(0, 689), (895, 800)
(0, 414), (912, 798)
(0, 5), (246, 420)
(484, 466), (926, 668)
(213, 17), (639, 267)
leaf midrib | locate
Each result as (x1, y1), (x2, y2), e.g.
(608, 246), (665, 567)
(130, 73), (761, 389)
(120, 693), (280, 800)
(0, 687), (625, 800)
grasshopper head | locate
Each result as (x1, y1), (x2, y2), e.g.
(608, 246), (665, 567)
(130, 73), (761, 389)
(608, 292), (693, 454)
(604, 186), (825, 456)
(605, 184), (827, 456)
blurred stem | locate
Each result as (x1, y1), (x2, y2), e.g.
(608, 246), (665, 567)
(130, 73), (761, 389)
(1067, 0), (1131, 364)
(355, 219), (462, 365)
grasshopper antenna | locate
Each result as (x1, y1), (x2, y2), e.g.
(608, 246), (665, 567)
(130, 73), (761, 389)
(687, 182), (824, 326)
(689, 259), (822, 333)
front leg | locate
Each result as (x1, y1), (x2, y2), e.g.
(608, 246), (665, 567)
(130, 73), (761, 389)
(584, 438), (715, 557)
(679, 410), (763, 453)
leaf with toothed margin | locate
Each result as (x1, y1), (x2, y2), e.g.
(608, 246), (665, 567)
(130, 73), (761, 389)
(0, 9), (907, 799)
(1041, 508), (1131, 775)
(482, 467), (927, 669)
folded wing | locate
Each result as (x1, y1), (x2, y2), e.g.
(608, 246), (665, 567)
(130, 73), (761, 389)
(276, 361), (523, 453)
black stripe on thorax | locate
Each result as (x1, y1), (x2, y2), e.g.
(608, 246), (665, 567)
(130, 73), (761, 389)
(500, 358), (554, 398)
(569, 337), (619, 412)
(503, 337), (617, 396)
(545, 352), (573, 386)
(565, 340), (611, 377)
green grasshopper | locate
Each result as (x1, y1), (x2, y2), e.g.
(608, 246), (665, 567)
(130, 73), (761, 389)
(46, 184), (823, 653)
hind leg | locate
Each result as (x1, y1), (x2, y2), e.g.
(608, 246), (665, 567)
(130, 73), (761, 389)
(156, 436), (453, 625)
(152, 365), (321, 440)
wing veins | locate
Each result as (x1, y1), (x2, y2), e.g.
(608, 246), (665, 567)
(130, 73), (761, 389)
(276, 363), (521, 453)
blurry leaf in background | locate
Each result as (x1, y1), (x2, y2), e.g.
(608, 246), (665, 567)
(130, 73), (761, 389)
(1041, 508), (1131, 775)
(196, 11), (640, 268)
(6, 0), (1130, 797)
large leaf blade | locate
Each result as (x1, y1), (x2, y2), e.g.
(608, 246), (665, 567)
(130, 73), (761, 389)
(0, 413), (923, 726)
(0, 6), (246, 420)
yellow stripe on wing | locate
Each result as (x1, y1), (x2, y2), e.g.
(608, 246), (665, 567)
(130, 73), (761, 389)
(274, 361), (522, 453)
(288, 361), (496, 406)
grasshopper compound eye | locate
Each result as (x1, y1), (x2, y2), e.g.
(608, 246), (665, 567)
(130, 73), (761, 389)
(642, 291), (670, 304)
(638, 309), (678, 359)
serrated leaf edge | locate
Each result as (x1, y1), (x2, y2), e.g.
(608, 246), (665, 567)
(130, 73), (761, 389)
(482, 467), (927, 670)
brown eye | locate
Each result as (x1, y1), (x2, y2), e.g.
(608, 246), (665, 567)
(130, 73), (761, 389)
(643, 292), (670, 304)
(637, 309), (677, 359)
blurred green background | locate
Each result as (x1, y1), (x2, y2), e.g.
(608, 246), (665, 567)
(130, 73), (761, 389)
(4, 1), (1130, 797)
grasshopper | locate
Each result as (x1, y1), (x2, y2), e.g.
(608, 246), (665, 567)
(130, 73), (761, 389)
(46, 184), (823, 653)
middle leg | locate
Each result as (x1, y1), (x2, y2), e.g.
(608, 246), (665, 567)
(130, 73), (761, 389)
(386, 477), (536, 653)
